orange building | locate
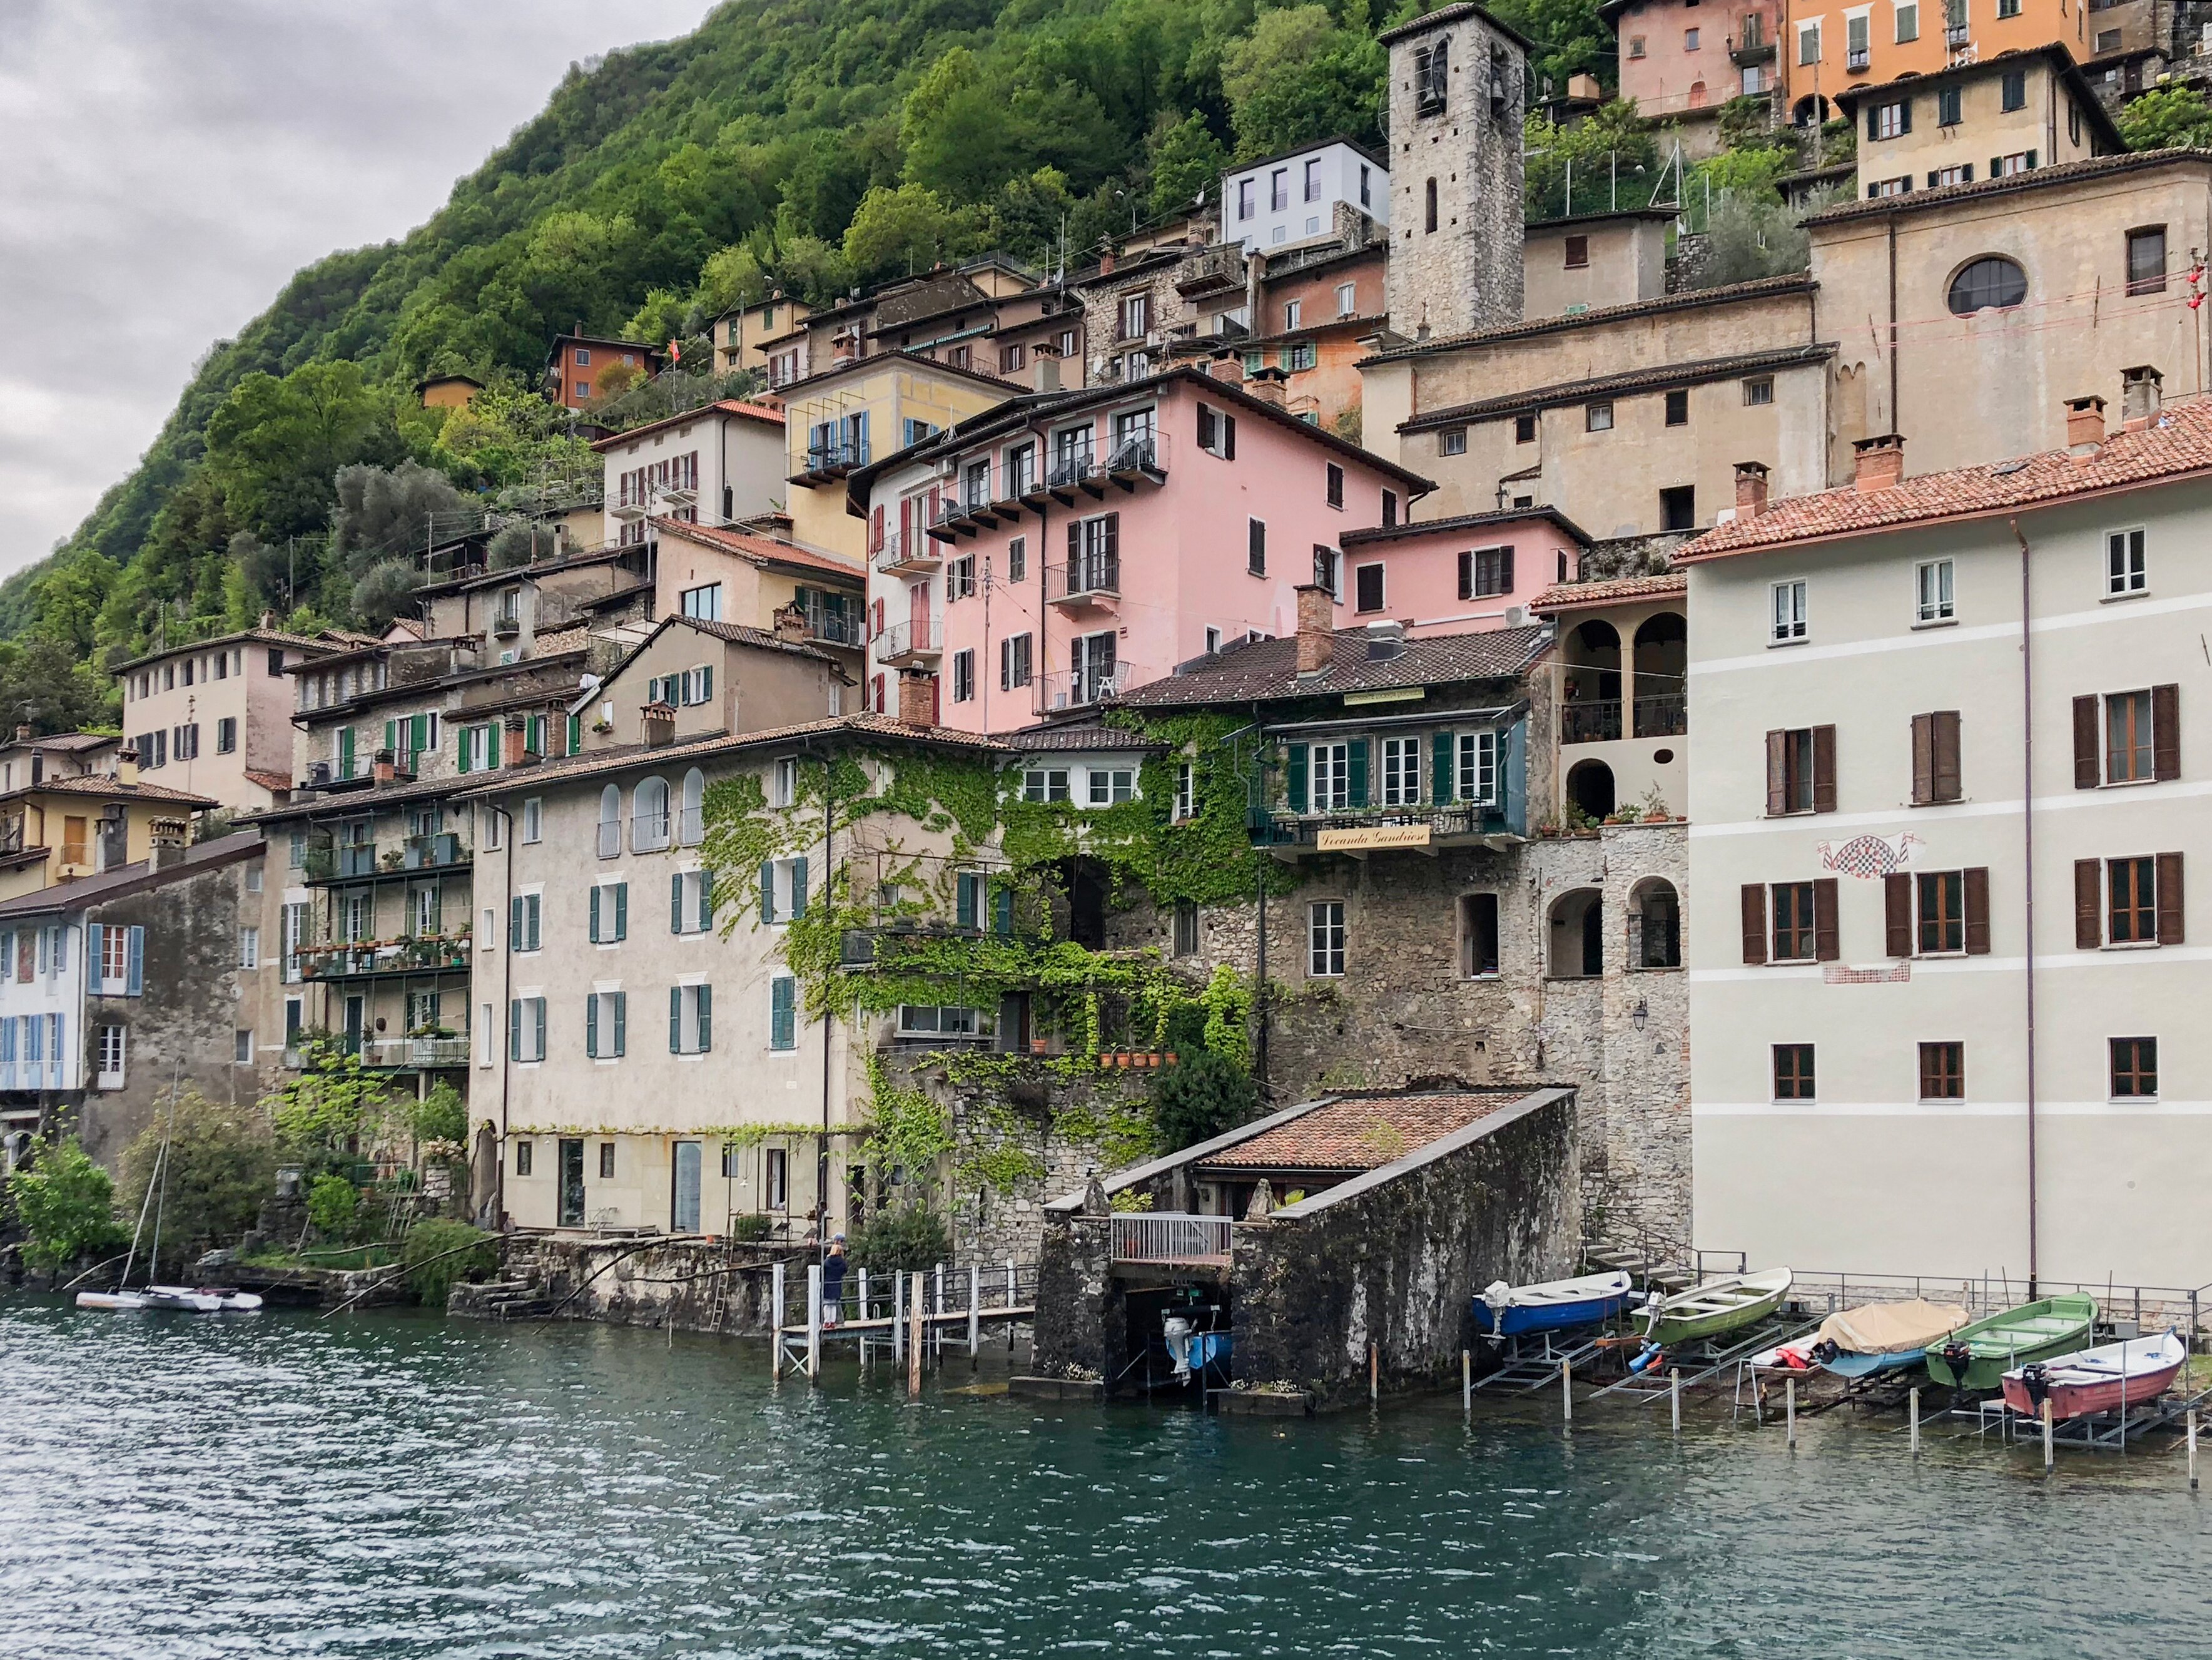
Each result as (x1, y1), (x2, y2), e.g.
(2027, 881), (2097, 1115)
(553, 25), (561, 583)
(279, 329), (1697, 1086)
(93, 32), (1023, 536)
(1782, 0), (2091, 125)
(542, 334), (663, 412)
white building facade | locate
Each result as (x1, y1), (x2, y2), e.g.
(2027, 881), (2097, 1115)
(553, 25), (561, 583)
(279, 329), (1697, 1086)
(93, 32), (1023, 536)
(1222, 139), (1389, 253)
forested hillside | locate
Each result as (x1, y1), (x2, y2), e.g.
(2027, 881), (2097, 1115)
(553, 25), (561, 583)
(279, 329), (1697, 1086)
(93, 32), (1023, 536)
(3, 0), (1603, 730)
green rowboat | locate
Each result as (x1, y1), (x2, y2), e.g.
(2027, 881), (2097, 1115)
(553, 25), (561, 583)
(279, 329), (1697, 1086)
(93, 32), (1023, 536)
(1923, 1295), (2098, 1391)
(1642, 1268), (1793, 1347)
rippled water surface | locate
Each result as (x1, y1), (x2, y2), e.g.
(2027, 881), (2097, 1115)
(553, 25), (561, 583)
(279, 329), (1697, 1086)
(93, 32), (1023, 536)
(3, 1299), (2207, 1657)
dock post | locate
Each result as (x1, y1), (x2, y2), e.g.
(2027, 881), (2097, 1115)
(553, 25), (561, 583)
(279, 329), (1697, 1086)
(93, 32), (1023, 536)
(1462, 1350), (1471, 1413)
(1561, 1357), (1573, 1425)
(1369, 1343), (1379, 1403)
(1006, 1258), (1018, 1352)
(933, 1263), (945, 1365)
(1785, 1376), (1796, 1449)
(2042, 1399), (2054, 1472)
(908, 1271), (925, 1398)
(1671, 1368), (1682, 1435)
(2189, 1410), (2199, 1489)
(858, 1270), (871, 1370)
(968, 1264), (981, 1363)
(771, 1260), (786, 1343)
(893, 1270), (905, 1363)
(806, 1264), (823, 1382)
(1910, 1387), (1920, 1456)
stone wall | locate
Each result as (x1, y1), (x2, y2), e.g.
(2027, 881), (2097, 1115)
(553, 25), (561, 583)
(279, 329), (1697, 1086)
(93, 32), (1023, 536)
(1231, 1088), (1580, 1405)
(488, 1232), (806, 1333)
(1032, 1209), (1121, 1380)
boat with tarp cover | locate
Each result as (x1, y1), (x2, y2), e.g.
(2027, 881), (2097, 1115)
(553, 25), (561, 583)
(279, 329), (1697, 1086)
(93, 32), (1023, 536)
(1810, 1298), (1969, 1378)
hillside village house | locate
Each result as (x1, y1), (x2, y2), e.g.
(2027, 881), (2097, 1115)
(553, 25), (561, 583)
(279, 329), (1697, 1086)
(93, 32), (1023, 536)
(1680, 400), (2212, 1289)
(0, 827), (264, 1170)
(0, 731), (119, 793)
(1222, 138), (1391, 254)
(1531, 571), (1690, 824)
(709, 290), (813, 384)
(1519, 208), (1675, 320)
(0, 761), (216, 902)
(846, 364), (1434, 730)
(1332, 507), (1592, 637)
(544, 333), (660, 411)
(649, 518), (867, 677)
(1787, 0), (2098, 126)
(118, 627), (352, 811)
(1605, 0), (1782, 139)
(570, 614), (848, 751)
(596, 399), (786, 541)
(417, 544), (654, 671)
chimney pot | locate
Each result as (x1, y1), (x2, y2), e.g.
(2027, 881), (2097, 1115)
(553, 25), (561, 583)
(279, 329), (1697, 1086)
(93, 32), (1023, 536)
(504, 713), (532, 766)
(372, 749), (397, 785)
(773, 602), (808, 644)
(895, 666), (936, 728)
(116, 745), (140, 788)
(1098, 248), (1117, 276)
(1245, 365), (1288, 408)
(1207, 351), (1244, 384)
(1295, 583), (1337, 676)
(2065, 394), (2108, 454)
(1851, 432), (1905, 492)
(11, 725), (28, 744)
(2121, 366), (2163, 430)
(642, 701), (676, 749)
(1733, 461), (1771, 518)
(1033, 350), (1061, 393)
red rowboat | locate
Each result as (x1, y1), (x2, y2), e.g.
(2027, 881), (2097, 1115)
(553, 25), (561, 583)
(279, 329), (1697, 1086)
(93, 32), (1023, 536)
(2000, 1331), (2188, 1421)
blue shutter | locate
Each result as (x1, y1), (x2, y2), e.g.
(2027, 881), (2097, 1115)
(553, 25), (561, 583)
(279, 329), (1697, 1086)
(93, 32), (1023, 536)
(612, 990), (626, 1056)
(586, 995), (598, 1059)
(126, 927), (144, 996)
(1347, 740), (1369, 808)
(956, 873), (978, 930)
(1287, 743), (1308, 813)
(509, 1000), (521, 1061)
(532, 999), (546, 1059)
(86, 924), (102, 991)
(671, 873), (685, 934)
(589, 886), (601, 944)
(791, 857), (807, 919)
(614, 883), (627, 941)
(669, 985), (682, 1053)
(696, 983), (711, 1053)
(760, 862), (776, 924)
(510, 896), (523, 950)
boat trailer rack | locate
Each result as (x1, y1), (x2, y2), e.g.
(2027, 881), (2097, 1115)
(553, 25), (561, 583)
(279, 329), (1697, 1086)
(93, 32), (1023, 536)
(1952, 1383), (2212, 1454)
(1590, 1312), (1820, 1404)
(1470, 1330), (1611, 1395)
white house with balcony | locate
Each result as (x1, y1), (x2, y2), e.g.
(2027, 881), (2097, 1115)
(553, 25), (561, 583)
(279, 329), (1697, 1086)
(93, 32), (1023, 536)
(1222, 138), (1389, 253)
(594, 400), (789, 547)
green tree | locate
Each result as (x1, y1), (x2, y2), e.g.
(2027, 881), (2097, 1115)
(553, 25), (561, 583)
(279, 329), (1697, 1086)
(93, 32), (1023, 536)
(0, 636), (115, 735)
(401, 1217), (496, 1306)
(767, 234), (856, 305)
(306, 1173), (360, 1239)
(842, 183), (963, 282)
(1147, 111), (1228, 219)
(901, 48), (1033, 206)
(118, 1092), (278, 1277)
(203, 360), (397, 541)
(2117, 84), (2212, 151)
(5, 1135), (125, 1271)
(1486, 0), (1613, 95)
(1690, 188), (1814, 288)
(622, 286), (694, 349)
(1220, 5), (1386, 160)
(1524, 101), (1661, 219)
(1149, 1049), (1260, 1153)
(851, 1206), (952, 1272)
(267, 1046), (393, 1170)
(694, 242), (769, 315)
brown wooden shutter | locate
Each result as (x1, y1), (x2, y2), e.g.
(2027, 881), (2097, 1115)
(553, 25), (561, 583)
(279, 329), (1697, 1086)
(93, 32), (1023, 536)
(1910, 713), (1934, 806)
(1884, 872), (1912, 957)
(1740, 883), (1768, 965)
(2074, 858), (2103, 949)
(2153, 683), (2180, 781)
(2072, 695), (2099, 789)
(2157, 851), (2184, 944)
(1932, 710), (1961, 802)
(1963, 866), (1991, 955)
(1812, 725), (1838, 814)
(1499, 546), (1514, 593)
(1813, 877), (1840, 961)
(1765, 730), (1788, 817)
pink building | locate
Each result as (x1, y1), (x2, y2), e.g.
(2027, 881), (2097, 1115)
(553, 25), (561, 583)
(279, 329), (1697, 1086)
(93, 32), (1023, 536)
(845, 366), (1434, 732)
(1335, 508), (1591, 638)
(1605, 0), (1782, 120)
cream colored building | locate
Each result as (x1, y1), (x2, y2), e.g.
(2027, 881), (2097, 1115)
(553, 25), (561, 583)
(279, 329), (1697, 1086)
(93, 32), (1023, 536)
(596, 399), (787, 544)
(1680, 402), (2212, 1290)
(1833, 46), (2120, 202)
(457, 714), (1006, 1236)
(1520, 210), (1672, 321)
(651, 519), (866, 676)
(1530, 573), (1688, 824)
(116, 628), (348, 811)
(709, 291), (813, 385)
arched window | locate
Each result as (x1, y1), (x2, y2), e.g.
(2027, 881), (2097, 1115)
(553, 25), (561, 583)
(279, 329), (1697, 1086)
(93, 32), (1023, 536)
(679, 768), (705, 847)
(1792, 94), (1830, 127)
(1424, 177), (1439, 233)
(597, 784), (621, 859)
(633, 777), (671, 852)
(1566, 758), (1616, 822)
(1630, 877), (1682, 970)
(1947, 257), (2027, 317)
(1548, 889), (1604, 979)
(1631, 612), (1688, 739)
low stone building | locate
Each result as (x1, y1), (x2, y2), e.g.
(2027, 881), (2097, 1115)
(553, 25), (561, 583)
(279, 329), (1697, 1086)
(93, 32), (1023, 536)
(1033, 1083), (1579, 1408)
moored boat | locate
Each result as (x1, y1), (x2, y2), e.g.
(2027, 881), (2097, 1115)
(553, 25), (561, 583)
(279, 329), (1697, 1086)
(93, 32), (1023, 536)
(1924, 1295), (2098, 1390)
(2000, 1330), (2186, 1420)
(1474, 1270), (1634, 1337)
(1641, 1268), (1792, 1347)
(1811, 1298), (1970, 1378)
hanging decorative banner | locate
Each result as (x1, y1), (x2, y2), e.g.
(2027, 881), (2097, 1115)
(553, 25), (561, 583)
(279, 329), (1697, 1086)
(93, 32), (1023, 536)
(1816, 831), (1923, 880)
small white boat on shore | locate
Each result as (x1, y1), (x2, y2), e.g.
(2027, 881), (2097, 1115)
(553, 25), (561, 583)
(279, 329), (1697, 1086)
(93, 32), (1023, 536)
(71, 1083), (260, 1315)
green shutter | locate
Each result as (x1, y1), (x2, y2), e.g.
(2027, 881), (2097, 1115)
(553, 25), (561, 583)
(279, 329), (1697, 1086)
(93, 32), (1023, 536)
(1347, 739), (1369, 808)
(759, 862), (776, 924)
(771, 977), (794, 1049)
(612, 990), (626, 1056)
(589, 886), (601, 944)
(509, 1001), (521, 1061)
(527, 895), (540, 951)
(1433, 731), (1454, 803)
(791, 857), (807, 919)
(700, 665), (713, 703)
(993, 884), (1013, 935)
(956, 873), (978, 930)
(700, 868), (714, 929)
(614, 882), (627, 940)
(1287, 743), (1309, 813)
(510, 896), (523, 950)
(339, 728), (355, 777)
(696, 984), (711, 1052)
(670, 985), (682, 1053)
(383, 718), (396, 755)
(411, 713), (429, 755)
(586, 994), (598, 1059)
(671, 873), (685, 934)
(567, 714), (581, 756)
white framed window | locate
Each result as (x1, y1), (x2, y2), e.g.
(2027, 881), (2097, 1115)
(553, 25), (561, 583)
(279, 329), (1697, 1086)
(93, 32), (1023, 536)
(510, 892), (542, 953)
(1022, 767), (1070, 803)
(234, 1029), (254, 1065)
(482, 805), (504, 850)
(1456, 731), (1498, 805)
(586, 989), (626, 1059)
(895, 1004), (984, 1038)
(1000, 633), (1033, 691)
(1440, 428), (1468, 456)
(1311, 742), (1350, 811)
(588, 879), (627, 944)
(509, 996), (548, 1063)
(1308, 900), (1346, 977)
(238, 927), (259, 970)
(951, 648), (975, 703)
(1336, 282), (1357, 317)
(96, 1024), (126, 1089)
(1174, 761), (1195, 821)
(1771, 579), (1809, 644)
(2106, 527), (2147, 597)
(1284, 299), (1302, 330)
(671, 982), (713, 1056)
(1915, 558), (1955, 624)
(1087, 766), (1135, 807)
(522, 798), (543, 843)
(1205, 627), (1223, 653)
(770, 756), (799, 809)
(674, 868), (715, 934)
(1381, 736), (1422, 805)
(681, 583), (723, 621)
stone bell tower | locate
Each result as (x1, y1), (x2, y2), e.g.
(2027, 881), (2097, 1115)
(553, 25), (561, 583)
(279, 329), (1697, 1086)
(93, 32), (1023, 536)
(1378, 3), (1529, 343)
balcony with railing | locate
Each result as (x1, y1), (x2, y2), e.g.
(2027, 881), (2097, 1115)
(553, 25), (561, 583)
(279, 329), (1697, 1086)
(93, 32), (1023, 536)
(1633, 693), (1687, 738)
(300, 934), (472, 982)
(1045, 552), (1120, 611)
(1038, 663), (1137, 711)
(597, 819), (621, 859)
(1174, 243), (1248, 297)
(799, 438), (869, 478)
(801, 604), (862, 649)
(873, 620), (945, 666)
(875, 529), (941, 575)
(1110, 1213), (1234, 1267)
(1561, 699), (1623, 745)
(361, 1035), (472, 1069)
(631, 810), (671, 854)
(1251, 800), (1516, 853)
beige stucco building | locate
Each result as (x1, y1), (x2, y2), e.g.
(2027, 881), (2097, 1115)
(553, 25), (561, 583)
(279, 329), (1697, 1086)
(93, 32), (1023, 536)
(116, 628), (349, 811)
(1680, 402), (2212, 1290)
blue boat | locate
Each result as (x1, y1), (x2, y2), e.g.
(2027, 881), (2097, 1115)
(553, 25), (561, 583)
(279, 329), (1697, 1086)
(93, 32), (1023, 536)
(1473, 1270), (1635, 1337)
(1810, 1298), (1969, 1379)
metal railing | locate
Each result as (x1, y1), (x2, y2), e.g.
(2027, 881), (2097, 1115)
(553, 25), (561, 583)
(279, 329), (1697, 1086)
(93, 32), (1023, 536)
(337, 843), (378, 878)
(631, 811), (671, 853)
(872, 620), (944, 663)
(1561, 699), (1623, 743)
(1633, 693), (1687, 738)
(1047, 446), (1098, 489)
(802, 606), (861, 646)
(300, 935), (471, 980)
(1039, 665), (1137, 710)
(1110, 1213), (1234, 1264)
(1251, 801), (1505, 848)
(597, 820), (621, 859)
(803, 439), (868, 473)
(1045, 552), (1120, 605)
(362, 1035), (471, 1069)
(874, 531), (940, 573)
(404, 833), (466, 870)
(677, 806), (704, 847)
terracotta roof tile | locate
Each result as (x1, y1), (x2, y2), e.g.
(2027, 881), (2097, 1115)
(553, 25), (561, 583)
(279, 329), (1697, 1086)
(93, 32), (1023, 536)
(1682, 400), (2212, 561)
(1199, 1092), (1513, 1173)
(1359, 275), (1816, 365)
(1805, 146), (2212, 227)
(589, 399), (784, 451)
(4, 776), (216, 807)
(994, 723), (1163, 752)
(653, 518), (865, 583)
(1528, 573), (1687, 614)
(1400, 345), (1834, 431)
(1120, 624), (1550, 708)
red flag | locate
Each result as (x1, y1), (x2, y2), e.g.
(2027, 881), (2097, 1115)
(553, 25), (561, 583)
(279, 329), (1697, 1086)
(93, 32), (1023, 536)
(667, 338), (682, 364)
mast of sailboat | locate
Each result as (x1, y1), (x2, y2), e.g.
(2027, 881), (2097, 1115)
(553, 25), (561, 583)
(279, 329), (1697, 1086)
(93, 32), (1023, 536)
(117, 1136), (163, 1288)
(145, 1062), (181, 1285)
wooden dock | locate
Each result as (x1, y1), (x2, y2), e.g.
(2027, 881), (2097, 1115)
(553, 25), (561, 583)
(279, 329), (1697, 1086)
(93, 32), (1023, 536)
(770, 1260), (1037, 1387)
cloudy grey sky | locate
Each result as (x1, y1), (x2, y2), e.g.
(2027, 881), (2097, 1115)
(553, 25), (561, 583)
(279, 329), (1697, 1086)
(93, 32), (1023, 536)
(0, 0), (718, 578)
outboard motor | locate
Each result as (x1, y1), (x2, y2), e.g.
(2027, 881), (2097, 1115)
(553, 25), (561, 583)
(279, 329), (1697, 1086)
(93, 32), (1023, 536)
(2017, 1363), (2051, 1411)
(1163, 1315), (1193, 1382)
(1939, 1340), (1974, 1380)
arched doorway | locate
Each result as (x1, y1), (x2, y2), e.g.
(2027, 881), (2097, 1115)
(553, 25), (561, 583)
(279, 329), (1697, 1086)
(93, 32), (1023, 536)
(1566, 758), (1616, 822)
(1548, 889), (1604, 978)
(1792, 94), (1830, 126)
(1632, 612), (1687, 737)
(1629, 877), (1681, 969)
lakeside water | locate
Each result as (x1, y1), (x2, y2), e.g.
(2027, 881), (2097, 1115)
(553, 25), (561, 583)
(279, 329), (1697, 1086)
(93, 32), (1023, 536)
(2, 1298), (2206, 1657)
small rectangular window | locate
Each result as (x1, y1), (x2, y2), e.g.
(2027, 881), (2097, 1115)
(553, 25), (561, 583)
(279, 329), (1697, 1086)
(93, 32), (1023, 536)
(1439, 427), (1468, 456)
(1172, 900), (1198, 957)
(1664, 389), (1688, 426)
(1174, 760), (1195, 821)
(2001, 68), (2026, 110)
(1772, 882), (1818, 961)
(1917, 870), (1966, 954)
(1937, 85), (1961, 126)
(2107, 527), (2147, 596)
(1918, 1041), (1964, 1101)
(1022, 768), (1070, 803)
(1326, 463), (1344, 509)
(1771, 579), (1809, 643)
(1247, 518), (1266, 576)
(1915, 558), (1955, 623)
(2106, 855), (2159, 944)
(1563, 235), (1590, 269)
(1586, 402), (1613, 432)
(951, 648), (975, 703)
(522, 798), (542, 843)
(1307, 900), (1346, 977)
(1773, 1043), (1816, 1101)
(1514, 414), (1536, 444)
(1659, 486), (1695, 532)
(1742, 376), (1774, 407)
(1895, 2), (1919, 41)
(2127, 227), (2168, 296)
(599, 1142), (616, 1178)
(1354, 563), (1385, 614)
(1460, 893), (1500, 977)
(2110, 1036), (2158, 1098)
(515, 1140), (534, 1176)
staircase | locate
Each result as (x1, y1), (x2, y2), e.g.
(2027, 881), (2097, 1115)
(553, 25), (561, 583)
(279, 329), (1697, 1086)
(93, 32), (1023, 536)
(1585, 1242), (1697, 1295)
(448, 1278), (556, 1321)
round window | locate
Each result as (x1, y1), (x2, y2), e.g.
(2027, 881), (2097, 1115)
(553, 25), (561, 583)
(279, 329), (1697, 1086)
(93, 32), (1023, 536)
(1653, 748), (1675, 765)
(1947, 257), (2027, 317)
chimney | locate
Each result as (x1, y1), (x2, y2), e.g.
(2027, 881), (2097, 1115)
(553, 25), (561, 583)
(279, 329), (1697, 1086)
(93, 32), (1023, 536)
(98, 804), (128, 870)
(1245, 365), (1289, 408)
(1852, 432), (1905, 493)
(1033, 349), (1061, 393)
(148, 817), (188, 872)
(2065, 394), (2107, 454)
(1098, 247), (1117, 277)
(1207, 351), (1244, 384)
(1733, 461), (1770, 519)
(773, 602), (808, 644)
(2121, 366), (2163, 430)
(372, 748), (398, 785)
(504, 713), (532, 766)
(895, 666), (935, 728)
(1295, 583), (1336, 676)
(116, 745), (140, 788)
(11, 725), (27, 744)
(642, 700), (676, 749)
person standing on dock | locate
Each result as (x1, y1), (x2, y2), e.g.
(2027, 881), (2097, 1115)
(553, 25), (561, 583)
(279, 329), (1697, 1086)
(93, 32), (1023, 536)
(821, 1236), (848, 1328)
